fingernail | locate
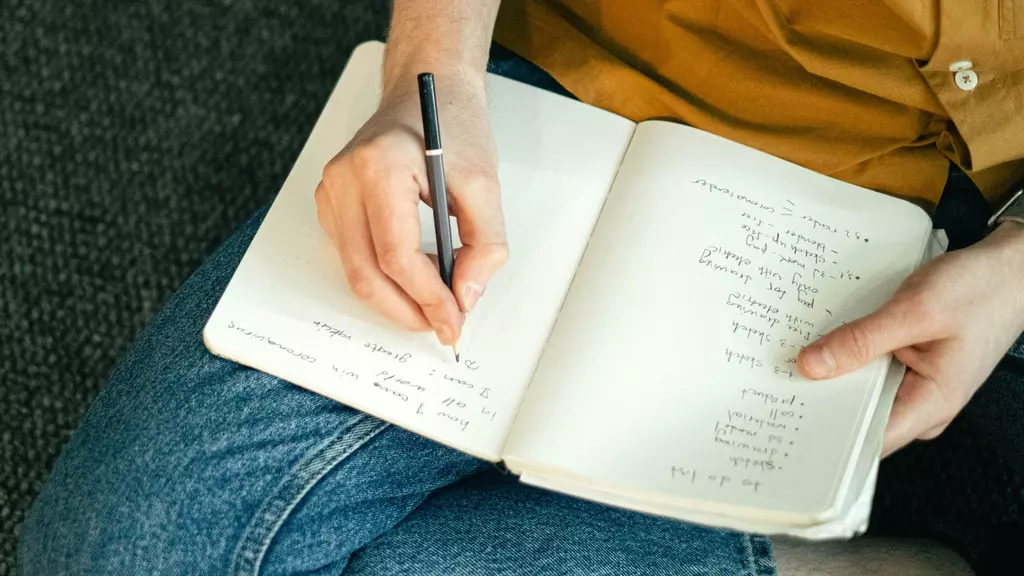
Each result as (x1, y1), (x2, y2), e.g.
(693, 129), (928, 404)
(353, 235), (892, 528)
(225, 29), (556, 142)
(801, 344), (836, 378)
(435, 324), (453, 346)
(463, 282), (485, 312)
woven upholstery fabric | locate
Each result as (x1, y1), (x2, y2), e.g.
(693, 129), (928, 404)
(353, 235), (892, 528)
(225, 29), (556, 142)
(0, 1), (387, 572)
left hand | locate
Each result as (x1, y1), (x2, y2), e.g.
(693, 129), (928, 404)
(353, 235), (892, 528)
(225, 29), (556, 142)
(797, 222), (1024, 456)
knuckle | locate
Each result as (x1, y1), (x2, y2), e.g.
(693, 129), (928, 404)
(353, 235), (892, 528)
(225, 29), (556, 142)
(843, 323), (876, 365)
(417, 295), (447, 314)
(315, 182), (330, 212)
(484, 242), (510, 268)
(900, 293), (942, 331)
(321, 157), (346, 185)
(459, 170), (500, 197)
(377, 247), (410, 278)
(314, 182), (334, 216)
(315, 201), (334, 238)
(348, 139), (387, 176)
(314, 182), (329, 205)
(344, 266), (378, 301)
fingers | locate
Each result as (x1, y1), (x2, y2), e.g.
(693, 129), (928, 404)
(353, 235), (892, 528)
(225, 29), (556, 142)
(881, 370), (954, 457)
(448, 173), (509, 312)
(327, 186), (433, 332)
(362, 171), (463, 345)
(797, 297), (939, 379)
(315, 99), (505, 344)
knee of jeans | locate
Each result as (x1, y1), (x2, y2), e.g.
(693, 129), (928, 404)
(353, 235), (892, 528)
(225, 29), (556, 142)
(17, 479), (103, 575)
(17, 447), (222, 575)
(17, 436), (167, 575)
(17, 497), (57, 574)
(15, 377), (231, 574)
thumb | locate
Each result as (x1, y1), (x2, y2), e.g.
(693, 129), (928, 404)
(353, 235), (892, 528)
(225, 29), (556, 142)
(797, 299), (932, 379)
(449, 173), (509, 313)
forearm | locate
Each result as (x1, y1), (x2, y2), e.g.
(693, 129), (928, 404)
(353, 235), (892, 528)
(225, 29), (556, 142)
(382, 0), (502, 97)
(985, 221), (1024, 267)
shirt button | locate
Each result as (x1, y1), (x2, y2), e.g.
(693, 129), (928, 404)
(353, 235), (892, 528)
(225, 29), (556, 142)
(955, 69), (979, 91)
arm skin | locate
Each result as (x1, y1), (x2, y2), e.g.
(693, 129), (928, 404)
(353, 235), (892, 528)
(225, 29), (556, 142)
(315, 1), (506, 346)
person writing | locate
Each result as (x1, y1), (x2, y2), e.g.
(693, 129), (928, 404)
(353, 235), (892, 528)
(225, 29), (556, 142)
(20, 1), (1024, 574)
(317, 0), (1024, 458)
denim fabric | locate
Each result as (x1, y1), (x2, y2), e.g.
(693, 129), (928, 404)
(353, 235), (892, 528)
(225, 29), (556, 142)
(17, 50), (777, 576)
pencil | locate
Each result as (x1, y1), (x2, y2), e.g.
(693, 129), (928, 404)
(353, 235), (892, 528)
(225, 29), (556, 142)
(417, 72), (460, 363)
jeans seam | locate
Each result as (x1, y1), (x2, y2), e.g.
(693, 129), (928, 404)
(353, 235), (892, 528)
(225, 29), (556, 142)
(742, 533), (755, 576)
(228, 413), (390, 576)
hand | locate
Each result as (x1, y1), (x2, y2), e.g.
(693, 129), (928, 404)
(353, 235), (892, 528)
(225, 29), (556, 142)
(315, 70), (508, 346)
(797, 223), (1024, 456)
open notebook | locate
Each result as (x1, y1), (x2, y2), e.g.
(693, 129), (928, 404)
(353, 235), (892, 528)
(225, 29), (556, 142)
(204, 41), (946, 539)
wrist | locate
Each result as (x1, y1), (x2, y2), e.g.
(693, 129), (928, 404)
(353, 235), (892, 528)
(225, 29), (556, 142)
(381, 0), (498, 101)
(382, 54), (486, 104)
(985, 222), (1024, 277)
(986, 220), (1024, 256)
(980, 221), (1024, 327)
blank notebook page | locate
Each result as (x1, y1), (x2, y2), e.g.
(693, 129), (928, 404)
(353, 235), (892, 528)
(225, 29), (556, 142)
(503, 121), (931, 521)
(203, 42), (635, 461)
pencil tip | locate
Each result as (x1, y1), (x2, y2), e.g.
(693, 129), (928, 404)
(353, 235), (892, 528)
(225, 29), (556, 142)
(453, 341), (460, 364)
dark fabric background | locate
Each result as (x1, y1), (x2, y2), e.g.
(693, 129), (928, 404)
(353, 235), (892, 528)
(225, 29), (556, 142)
(0, 1), (388, 572)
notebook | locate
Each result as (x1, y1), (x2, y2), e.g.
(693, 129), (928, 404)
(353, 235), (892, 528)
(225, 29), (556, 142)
(203, 41), (947, 539)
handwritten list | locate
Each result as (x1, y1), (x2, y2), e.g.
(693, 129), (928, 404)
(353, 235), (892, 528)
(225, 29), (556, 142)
(504, 121), (930, 518)
(663, 177), (883, 494)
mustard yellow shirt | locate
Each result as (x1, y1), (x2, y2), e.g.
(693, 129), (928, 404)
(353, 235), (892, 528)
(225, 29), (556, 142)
(495, 0), (1024, 210)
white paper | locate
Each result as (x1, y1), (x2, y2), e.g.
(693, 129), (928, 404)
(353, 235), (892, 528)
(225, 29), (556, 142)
(203, 41), (636, 460)
(504, 120), (932, 523)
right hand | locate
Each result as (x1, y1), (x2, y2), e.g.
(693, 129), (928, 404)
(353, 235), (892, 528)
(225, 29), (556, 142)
(315, 70), (508, 347)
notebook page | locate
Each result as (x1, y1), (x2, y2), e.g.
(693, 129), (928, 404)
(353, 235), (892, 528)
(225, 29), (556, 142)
(203, 42), (635, 461)
(504, 121), (931, 518)
(515, 236), (944, 537)
(515, 358), (907, 538)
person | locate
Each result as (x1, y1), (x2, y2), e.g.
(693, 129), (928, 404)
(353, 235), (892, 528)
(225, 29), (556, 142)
(18, 1), (1024, 574)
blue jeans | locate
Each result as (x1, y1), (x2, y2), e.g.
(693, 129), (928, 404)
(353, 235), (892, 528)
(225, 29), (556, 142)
(17, 49), (777, 575)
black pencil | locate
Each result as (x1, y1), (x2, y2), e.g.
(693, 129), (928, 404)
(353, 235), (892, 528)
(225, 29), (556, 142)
(417, 72), (460, 363)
